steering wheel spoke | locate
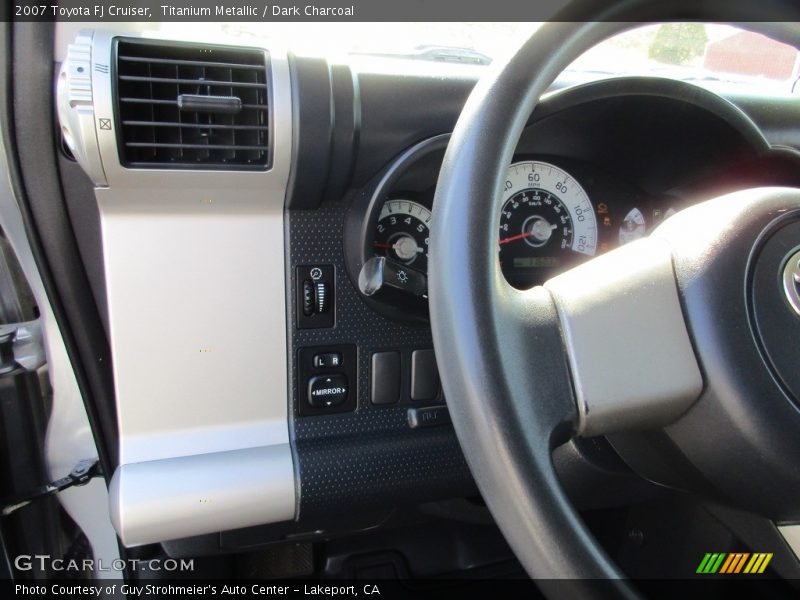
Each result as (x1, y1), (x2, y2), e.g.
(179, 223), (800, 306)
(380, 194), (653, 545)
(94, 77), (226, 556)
(543, 237), (703, 437)
(493, 283), (581, 448)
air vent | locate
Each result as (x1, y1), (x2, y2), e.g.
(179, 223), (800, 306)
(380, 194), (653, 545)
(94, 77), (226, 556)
(115, 39), (270, 169)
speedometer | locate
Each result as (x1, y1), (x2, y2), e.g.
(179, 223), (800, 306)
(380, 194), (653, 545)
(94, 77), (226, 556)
(499, 161), (597, 288)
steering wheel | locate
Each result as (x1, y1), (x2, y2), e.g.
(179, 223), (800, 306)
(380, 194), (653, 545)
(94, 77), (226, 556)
(429, 2), (800, 597)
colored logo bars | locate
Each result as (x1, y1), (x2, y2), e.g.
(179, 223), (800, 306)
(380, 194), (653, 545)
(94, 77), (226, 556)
(696, 552), (773, 574)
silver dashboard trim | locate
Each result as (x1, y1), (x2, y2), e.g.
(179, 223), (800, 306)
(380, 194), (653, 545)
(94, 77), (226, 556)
(110, 445), (295, 546)
(779, 524), (800, 561)
(59, 30), (297, 544)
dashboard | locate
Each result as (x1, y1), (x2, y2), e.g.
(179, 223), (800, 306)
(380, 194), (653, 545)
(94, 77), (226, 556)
(41, 28), (800, 556)
(342, 75), (800, 323)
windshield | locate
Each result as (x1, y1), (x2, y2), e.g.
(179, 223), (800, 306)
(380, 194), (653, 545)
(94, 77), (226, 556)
(145, 22), (800, 95)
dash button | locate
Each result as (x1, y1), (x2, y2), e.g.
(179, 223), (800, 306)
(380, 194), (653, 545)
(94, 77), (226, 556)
(407, 405), (450, 429)
(313, 352), (342, 368)
(308, 374), (348, 408)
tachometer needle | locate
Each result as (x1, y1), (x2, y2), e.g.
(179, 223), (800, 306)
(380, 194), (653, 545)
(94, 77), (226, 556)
(373, 242), (393, 249)
(499, 231), (533, 245)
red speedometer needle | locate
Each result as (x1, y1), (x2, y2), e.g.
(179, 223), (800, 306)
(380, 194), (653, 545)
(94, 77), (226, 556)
(373, 242), (393, 249)
(499, 231), (533, 245)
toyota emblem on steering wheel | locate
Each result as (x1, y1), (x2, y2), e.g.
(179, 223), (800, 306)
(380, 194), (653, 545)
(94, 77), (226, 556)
(783, 247), (800, 317)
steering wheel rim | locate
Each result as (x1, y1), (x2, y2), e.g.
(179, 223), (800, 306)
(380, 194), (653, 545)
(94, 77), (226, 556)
(429, 3), (800, 596)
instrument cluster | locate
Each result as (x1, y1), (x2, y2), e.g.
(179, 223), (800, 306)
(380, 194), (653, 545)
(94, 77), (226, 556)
(345, 138), (680, 322)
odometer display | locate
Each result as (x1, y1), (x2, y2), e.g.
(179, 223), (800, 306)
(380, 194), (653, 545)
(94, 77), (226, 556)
(499, 161), (597, 288)
(513, 256), (561, 268)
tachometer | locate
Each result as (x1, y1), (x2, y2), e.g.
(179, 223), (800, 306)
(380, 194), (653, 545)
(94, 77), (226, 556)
(499, 161), (597, 288)
(373, 199), (430, 273)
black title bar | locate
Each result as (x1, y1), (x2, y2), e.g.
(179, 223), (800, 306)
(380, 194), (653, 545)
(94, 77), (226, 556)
(3, 0), (800, 22)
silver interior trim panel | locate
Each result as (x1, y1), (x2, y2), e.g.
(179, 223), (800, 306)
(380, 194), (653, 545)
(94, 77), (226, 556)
(110, 445), (295, 546)
(779, 524), (800, 560)
(545, 237), (703, 436)
(58, 29), (296, 545)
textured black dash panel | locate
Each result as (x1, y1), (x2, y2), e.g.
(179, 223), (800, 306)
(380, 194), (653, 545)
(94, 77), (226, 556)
(287, 201), (476, 521)
(295, 407), (473, 516)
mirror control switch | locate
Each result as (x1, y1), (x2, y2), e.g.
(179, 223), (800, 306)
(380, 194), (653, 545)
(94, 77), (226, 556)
(314, 352), (342, 368)
(308, 374), (348, 408)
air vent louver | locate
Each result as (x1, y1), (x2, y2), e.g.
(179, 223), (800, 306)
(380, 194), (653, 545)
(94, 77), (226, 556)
(115, 39), (270, 169)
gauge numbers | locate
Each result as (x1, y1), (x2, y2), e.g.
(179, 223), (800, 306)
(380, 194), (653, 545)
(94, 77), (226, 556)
(499, 161), (597, 288)
(374, 199), (431, 273)
(619, 207), (646, 244)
